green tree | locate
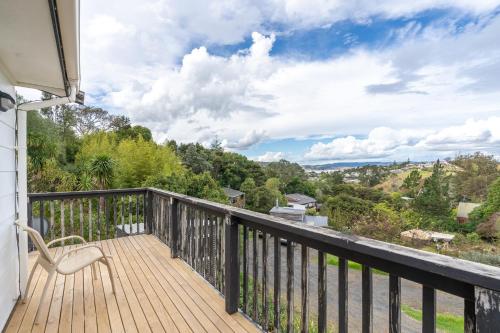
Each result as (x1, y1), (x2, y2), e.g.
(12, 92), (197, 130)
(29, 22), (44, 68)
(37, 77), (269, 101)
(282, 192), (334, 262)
(401, 170), (422, 197)
(470, 177), (500, 229)
(240, 178), (257, 208)
(187, 172), (227, 203)
(89, 155), (114, 190)
(452, 152), (499, 201)
(413, 160), (451, 217)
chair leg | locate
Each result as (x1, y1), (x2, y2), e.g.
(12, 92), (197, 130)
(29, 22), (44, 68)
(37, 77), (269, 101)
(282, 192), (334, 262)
(34, 270), (55, 325)
(103, 257), (116, 294)
(22, 261), (39, 304)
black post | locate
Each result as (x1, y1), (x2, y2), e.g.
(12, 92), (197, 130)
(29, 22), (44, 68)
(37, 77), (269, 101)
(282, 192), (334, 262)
(224, 214), (239, 314)
(146, 191), (153, 234)
(170, 197), (179, 258)
(475, 287), (500, 332)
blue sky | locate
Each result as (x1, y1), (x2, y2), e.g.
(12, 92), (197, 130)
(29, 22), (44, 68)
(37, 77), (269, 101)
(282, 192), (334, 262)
(74, 0), (500, 164)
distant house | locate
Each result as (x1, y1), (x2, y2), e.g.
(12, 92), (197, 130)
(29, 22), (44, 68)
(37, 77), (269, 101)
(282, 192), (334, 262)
(457, 202), (481, 223)
(223, 187), (245, 208)
(286, 193), (317, 209)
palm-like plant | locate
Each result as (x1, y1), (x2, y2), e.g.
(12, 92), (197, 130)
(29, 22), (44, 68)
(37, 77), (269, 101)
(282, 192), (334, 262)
(89, 154), (114, 190)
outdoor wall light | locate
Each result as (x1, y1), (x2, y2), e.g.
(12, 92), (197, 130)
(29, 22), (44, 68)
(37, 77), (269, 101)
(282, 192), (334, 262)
(0, 90), (15, 112)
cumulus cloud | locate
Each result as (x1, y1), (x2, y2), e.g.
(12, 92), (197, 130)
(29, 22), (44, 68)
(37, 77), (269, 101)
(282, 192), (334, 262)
(305, 117), (500, 161)
(80, 0), (500, 159)
(253, 152), (285, 162)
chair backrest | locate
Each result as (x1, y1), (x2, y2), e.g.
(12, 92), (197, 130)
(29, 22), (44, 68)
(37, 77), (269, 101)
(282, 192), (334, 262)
(16, 223), (54, 264)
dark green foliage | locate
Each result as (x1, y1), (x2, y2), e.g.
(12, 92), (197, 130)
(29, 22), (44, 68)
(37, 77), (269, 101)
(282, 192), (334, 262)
(452, 152), (499, 201)
(320, 183), (387, 202)
(264, 160), (307, 191)
(413, 160), (451, 217)
(401, 170), (422, 197)
(89, 154), (114, 189)
(469, 177), (500, 236)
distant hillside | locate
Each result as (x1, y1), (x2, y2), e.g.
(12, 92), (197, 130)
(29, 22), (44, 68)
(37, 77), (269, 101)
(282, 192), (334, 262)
(303, 161), (394, 171)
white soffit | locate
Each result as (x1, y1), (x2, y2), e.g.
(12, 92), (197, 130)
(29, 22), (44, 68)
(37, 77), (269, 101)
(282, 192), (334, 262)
(0, 0), (80, 97)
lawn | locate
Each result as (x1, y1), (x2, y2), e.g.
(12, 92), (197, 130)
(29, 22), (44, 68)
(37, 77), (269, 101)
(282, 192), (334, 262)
(402, 304), (463, 333)
(326, 254), (388, 275)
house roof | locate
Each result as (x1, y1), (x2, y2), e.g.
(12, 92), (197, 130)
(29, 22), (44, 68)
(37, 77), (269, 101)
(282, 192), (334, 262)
(457, 202), (481, 218)
(285, 193), (316, 205)
(222, 187), (244, 198)
(269, 206), (305, 215)
(0, 0), (81, 96)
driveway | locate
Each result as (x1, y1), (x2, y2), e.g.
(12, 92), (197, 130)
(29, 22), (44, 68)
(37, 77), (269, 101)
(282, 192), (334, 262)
(244, 236), (463, 332)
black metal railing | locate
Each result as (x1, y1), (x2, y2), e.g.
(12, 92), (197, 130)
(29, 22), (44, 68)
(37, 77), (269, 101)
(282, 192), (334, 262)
(28, 188), (500, 333)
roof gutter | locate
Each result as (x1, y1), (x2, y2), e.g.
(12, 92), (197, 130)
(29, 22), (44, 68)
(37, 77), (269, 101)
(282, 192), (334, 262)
(47, 0), (71, 97)
(17, 86), (77, 111)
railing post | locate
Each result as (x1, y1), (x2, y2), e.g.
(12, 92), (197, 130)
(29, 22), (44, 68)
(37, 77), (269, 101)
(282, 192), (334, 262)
(224, 214), (239, 314)
(170, 197), (179, 258)
(475, 287), (500, 332)
(146, 190), (153, 234)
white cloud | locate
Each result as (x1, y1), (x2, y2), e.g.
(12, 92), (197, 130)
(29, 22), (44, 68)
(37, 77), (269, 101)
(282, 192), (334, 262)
(78, 0), (500, 160)
(305, 117), (500, 161)
(253, 151), (285, 162)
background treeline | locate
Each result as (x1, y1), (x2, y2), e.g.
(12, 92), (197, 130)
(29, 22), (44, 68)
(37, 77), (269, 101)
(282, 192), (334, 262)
(26, 98), (500, 260)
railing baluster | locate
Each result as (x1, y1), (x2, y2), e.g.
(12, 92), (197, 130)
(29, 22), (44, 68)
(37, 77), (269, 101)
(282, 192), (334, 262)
(197, 210), (203, 274)
(274, 235), (281, 331)
(88, 199), (92, 241)
(170, 197), (179, 258)
(362, 265), (373, 333)
(79, 199), (84, 238)
(128, 195), (132, 237)
(40, 200), (45, 240)
(121, 195), (125, 236)
(389, 275), (401, 333)
(301, 245), (309, 333)
(113, 195), (117, 238)
(262, 232), (268, 330)
(243, 226), (248, 313)
(97, 197), (102, 241)
(339, 258), (348, 333)
(50, 201), (55, 240)
(211, 215), (217, 285)
(105, 196), (109, 239)
(464, 298), (476, 333)
(252, 228), (258, 321)
(136, 194), (139, 235)
(70, 200), (74, 243)
(318, 251), (327, 333)
(143, 193), (147, 234)
(60, 200), (65, 244)
(287, 241), (294, 333)
(422, 286), (436, 333)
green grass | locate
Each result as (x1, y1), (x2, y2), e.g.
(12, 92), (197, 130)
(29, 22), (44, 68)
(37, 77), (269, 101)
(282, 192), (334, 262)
(326, 254), (388, 275)
(402, 305), (463, 333)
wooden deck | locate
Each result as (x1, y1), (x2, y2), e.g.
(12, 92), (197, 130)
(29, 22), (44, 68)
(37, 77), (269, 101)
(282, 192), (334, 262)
(6, 235), (259, 333)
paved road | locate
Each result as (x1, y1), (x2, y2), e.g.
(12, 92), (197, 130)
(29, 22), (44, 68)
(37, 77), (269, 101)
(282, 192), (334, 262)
(244, 236), (463, 332)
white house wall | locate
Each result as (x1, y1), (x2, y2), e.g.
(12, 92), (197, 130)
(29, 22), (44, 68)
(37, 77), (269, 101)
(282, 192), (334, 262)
(0, 68), (20, 329)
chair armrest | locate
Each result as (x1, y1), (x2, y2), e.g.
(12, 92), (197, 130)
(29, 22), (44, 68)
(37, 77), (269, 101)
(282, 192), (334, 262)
(55, 244), (106, 266)
(47, 235), (87, 248)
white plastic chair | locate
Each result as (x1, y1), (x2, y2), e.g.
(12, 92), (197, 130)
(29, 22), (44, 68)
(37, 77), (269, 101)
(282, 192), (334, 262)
(16, 223), (116, 323)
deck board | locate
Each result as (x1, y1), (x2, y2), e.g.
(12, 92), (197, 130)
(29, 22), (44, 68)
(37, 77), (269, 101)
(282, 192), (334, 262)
(5, 235), (259, 333)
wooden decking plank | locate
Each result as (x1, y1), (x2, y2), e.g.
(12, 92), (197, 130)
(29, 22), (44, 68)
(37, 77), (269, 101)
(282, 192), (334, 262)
(123, 237), (208, 333)
(44, 255), (66, 332)
(114, 237), (175, 332)
(138, 235), (260, 332)
(58, 246), (75, 332)
(129, 236), (222, 333)
(71, 266), (84, 333)
(140, 235), (259, 333)
(117, 237), (187, 332)
(5, 250), (51, 333)
(95, 253), (124, 333)
(91, 247), (112, 333)
(107, 239), (160, 332)
(133, 235), (244, 333)
(83, 263), (97, 333)
(6, 235), (259, 333)
(100, 240), (138, 333)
